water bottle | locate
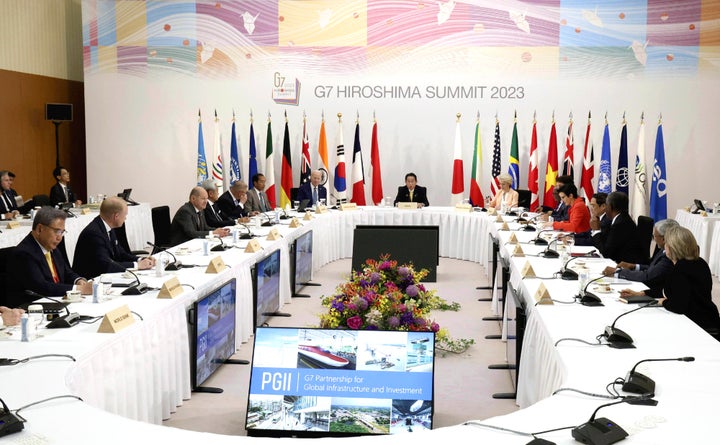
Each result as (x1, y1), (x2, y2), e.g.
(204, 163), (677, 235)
(578, 269), (589, 294)
(92, 281), (101, 303)
(232, 228), (239, 245)
(203, 239), (209, 256)
(21, 314), (29, 342)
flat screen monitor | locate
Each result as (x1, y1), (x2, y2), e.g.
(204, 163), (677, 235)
(190, 278), (236, 390)
(253, 249), (282, 328)
(246, 327), (435, 437)
(292, 230), (313, 295)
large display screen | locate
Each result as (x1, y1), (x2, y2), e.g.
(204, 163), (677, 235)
(293, 230), (313, 294)
(191, 278), (236, 389)
(254, 249), (281, 328)
(246, 327), (435, 437)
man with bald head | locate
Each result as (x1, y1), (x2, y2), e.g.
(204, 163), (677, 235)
(73, 197), (156, 278)
(170, 186), (230, 246)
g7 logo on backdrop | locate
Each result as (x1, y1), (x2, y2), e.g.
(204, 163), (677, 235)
(273, 72), (286, 88)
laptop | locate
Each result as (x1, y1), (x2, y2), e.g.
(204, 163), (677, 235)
(118, 188), (139, 206)
(296, 199), (311, 212)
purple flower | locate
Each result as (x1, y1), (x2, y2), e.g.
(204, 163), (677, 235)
(387, 316), (400, 328)
(347, 316), (363, 329)
(331, 300), (345, 312)
(431, 322), (440, 332)
(400, 312), (415, 325)
(346, 303), (357, 311)
(353, 297), (368, 311)
(398, 266), (410, 276)
(379, 261), (392, 271)
(369, 272), (381, 284)
(365, 325), (379, 330)
(405, 285), (419, 298)
(418, 284), (426, 292)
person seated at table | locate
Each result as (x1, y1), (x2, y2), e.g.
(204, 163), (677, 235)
(170, 186), (230, 247)
(49, 166), (82, 207)
(0, 170), (20, 220)
(591, 191), (645, 264)
(621, 226), (720, 337)
(72, 197), (155, 279)
(201, 180), (249, 227)
(6, 207), (92, 307)
(0, 306), (24, 326)
(487, 173), (519, 211)
(604, 219), (678, 298)
(540, 175), (572, 221)
(1, 170), (34, 216)
(246, 173), (272, 215)
(589, 192), (610, 231)
(296, 170), (327, 206)
(552, 183), (590, 234)
(394, 172), (429, 207)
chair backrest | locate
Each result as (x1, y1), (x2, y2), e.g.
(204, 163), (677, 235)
(517, 189), (531, 209)
(290, 187), (299, 203)
(151, 206), (171, 249)
(0, 246), (15, 306)
(32, 194), (50, 207)
(637, 215), (654, 264)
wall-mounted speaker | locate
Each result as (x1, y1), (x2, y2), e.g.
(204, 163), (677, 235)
(45, 103), (73, 122)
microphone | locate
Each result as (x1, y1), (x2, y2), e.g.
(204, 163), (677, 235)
(603, 301), (659, 348)
(578, 275), (606, 306)
(539, 237), (559, 258)
(530, 229), (553, 245)
(146, 242), (183, 270)
(260, 211), (275, 227)
(24, 290), (80, 329)
(108, 259), (149, 295)
(622, 357), (695, 394)
(238, 223), (255, 240)
(571, 397), (650, 445)
(560, 256), (581, 280)
(210, 235), (231, 252)
(279, 207), (290, 220)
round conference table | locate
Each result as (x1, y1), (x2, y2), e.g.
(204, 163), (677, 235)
(1, 206), (718, 444)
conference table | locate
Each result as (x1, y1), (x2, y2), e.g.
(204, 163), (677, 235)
(2, 206), (719, 444)
(674, 208), (720, 267)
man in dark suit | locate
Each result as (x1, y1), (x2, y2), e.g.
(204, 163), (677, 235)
(6, 206), (92, 306)
(394, 172), (429, 207)
(49, 166), (82, 207)
(296, 170), (327, 206)
(215, 180), (250, 220)
(0, 170), (20, 220)
(170, 186), (230, 246)
(73, 197), (155, 279)
(576, 192), (609, 246)
(592, 191), (645, 264)
(601, 219), (678, 298)
(246, 173), (272, 215)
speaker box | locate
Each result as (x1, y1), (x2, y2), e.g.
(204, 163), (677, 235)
(45, 103), (73, 122)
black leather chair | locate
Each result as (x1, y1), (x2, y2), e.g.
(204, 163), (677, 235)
(517, 189), (531, 209)
(151, 206), (171, 252)
(290, 187), (299, 203)
(637, 215), (654, 264)
(32, 194), (51, 207)
(0, 246), (14, 306)
(115, 222), (148, 255)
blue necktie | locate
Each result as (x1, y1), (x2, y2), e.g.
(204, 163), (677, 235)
(312, 187), (318, 205)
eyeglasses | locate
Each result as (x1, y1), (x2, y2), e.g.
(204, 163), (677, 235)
(45, 225), (67, 236)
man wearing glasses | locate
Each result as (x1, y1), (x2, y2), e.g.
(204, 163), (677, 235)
(6, 206), (92, 307)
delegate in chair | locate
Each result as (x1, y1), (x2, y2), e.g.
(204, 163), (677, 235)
(487, 173), (519, 211)
(202, 179), (249, 226)
(591, 191), (645, 264)
(296, 170), (327, 206)
(170, 187), (230, 246)
(49, 166), (83, 207)
(245, 173), (272, 215)
(394, 173), (429, 207)
(552, 183), (590, 234)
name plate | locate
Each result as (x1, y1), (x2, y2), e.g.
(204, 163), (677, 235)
(397, 202), (418, 210)
(303, 212), (314, 221)
(534, 283), (553, 305)
(157, 276), (183, 299)
(80, 208), (91, 215)
(5, 220), (20, 229)
(500, 222), (510, 231)
(97, 304), (135, 333)
(512, 244), (525, 257)
(266, 228), (282, 241)
(205, 255), (227, 274)
(495, 215), (504, 222)
(339, 202), (358, 211)
(454, 203), (472, 212)
(507, 233), (518, 245)
(315, 205), (328, 214)
(521, 261), (536, 278)
(244, 239), (262, 253)
(289, 217), (302, 228)
(487, 207), (497, 215)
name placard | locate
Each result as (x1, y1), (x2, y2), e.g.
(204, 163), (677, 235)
(315, 205), (328, 214)
(513, 245), (525, 257)
(5, 221), (20, 229)
(244, 239), (262, 253)
(508, 233), (519, 244)
(454, 203), (471, 212)
(397, 202), (418, 210)
(534, 283), (553, 305)
(289, 217), (302, 228)
(80, 208), (91, 215)
(495, 214), (504, 223)
(266, 228), (282, 241)
(521, 262), (536, 278)
(205, 256), (227, 274)
(157, 276), (183, 299)
(340, 202), (358, 211)
(97, 304), (135, 333)
(487, 207), (497, 215)
(303, 212), (314, 221)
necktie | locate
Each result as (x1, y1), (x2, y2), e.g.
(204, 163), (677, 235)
(45, 251), (59, 283)
(196, 211), (202, 230)
(260, 192), (267, 211)
(313, 187), (318, 205)
(409, 190), (414, 201)
(63, 186), (69, 202)
(2, 191), (12, 211)
(109, 230), (118, 259)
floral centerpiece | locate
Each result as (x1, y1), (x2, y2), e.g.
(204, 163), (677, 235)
(319, 255), (474, 354)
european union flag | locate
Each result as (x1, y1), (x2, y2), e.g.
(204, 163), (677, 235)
(650, 123), (667, 222)
(248, 122), (258, 189)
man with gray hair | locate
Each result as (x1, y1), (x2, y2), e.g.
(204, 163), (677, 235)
(216, 180), (250, 219)
(200, 180), (243, 227)
(7, 206), (92, 307)
(169, 186), (230, 246)
(602, 218), (679, 298)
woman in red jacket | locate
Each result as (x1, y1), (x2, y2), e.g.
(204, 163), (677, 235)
(552, 183), (590, 234)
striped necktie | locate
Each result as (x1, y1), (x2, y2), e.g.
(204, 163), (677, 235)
(45, 251), (59, 283)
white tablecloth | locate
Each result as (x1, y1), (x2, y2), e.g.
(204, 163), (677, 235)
(674, 208), (720, 262)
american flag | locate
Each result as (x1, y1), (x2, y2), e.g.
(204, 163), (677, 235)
(490, 118), (501, 197)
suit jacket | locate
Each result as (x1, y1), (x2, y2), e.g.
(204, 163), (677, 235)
(6, 233), (82, 306)
(592, 212), (645, 264)
(73, 216), (137, 279)
(0, 189), (18, 214)
(216, 190), (248, 219)
(553, 198), (591, 234)
(246, 188), (271, 213)
(488, 189), (519, 210)
(662, 258), (720, 331)
(204, 201), (236, 228)
(551, 201), (569, 221)
(296, 182), (327, 206)
(394, 185), (429, 207)
(618, 247), (673, 298)
(170, 202), (213, 246)
(49, 182), (77, 206)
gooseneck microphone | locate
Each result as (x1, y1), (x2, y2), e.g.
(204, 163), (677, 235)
(539, 237), (560, 258)
(560, 256), (581, 280)
(24, 290), (80, 329)
(238, 223), (255, 239)
(530, 229), (553, 245)
(578, 275), (606, 306)
(260, 211), (275, 227)
(108, 259), (149, 295)
(622, 356), (695, 394)
(602, 300), (659, 349)
(147, 242), (183, 270)
(571, 398), (647, 445)
(210, 235), (231, 252)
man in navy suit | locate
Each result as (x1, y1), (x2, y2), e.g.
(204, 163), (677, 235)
(49, 166), (82, 207)
(394, 172), (429, 207)
(296, 170), (327, 206)
(73, 197), (155, 279)
(592, 192), (645, 264)
(215, 180), (250, 220)
(6, 207), (92, 306)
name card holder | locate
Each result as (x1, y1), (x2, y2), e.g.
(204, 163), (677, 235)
(455, 203), (472, 212)
(534, 283), (554, 305)
(508, 233), (519, 244)
(97, 304), (135, 333)
(303, 212), (314, 221)
(495, 215), (504, 222)
(205, 256), (227, 274)
(500, 222), (510, 231)
(289, 217), (302, 228)
(80, 208), (91, 215)
(487, 207), (497, 215)
(5, 221), (20, 229)
(315, 205), (328, 214)
(340, 203), (358, 211)
(513, 244), (525, 257)
(266, 228), (282, 241)
(397, 202), (418, 210)
(244, 239), (262, 253)
(157, 276), (183, 299)
(521, 262), (536, 278)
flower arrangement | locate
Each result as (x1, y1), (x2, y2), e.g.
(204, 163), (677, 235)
(319, 255), (474, 354)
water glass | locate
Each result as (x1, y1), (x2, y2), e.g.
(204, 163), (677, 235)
(27, 304), (44, 329)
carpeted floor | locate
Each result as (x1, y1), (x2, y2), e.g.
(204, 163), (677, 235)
(162, 257), (520, 435)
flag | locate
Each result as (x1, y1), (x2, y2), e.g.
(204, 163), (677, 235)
(265, 117), (277, 208)
(248, 115), (258, 189)
(196, 110), (208, 184)
(580, 112), (595, 200)
(451, 115), (464, 205)
(370, 118), (383, 205)
(563, 115), (575, 179)
(333, 114), (347, 203)
(490, 118), (501, 196)
(299, 115), (311, 186)
(318, 113), (330, 190)
(528, 116), (539, 211)
(649, 119), (667, 222)
(631, 115), (648, 218)
(598, 119), (612, 193)
(469, 114), (484, 207)
(350, 120), (366, 205)
(543, 118), (558, 208)
(616, 117), (629, 194)
(508, 113), (519, 189)
(229, 112), (241, 186)
(280, 114), (293, 209)
(211, 110), (224, 188)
